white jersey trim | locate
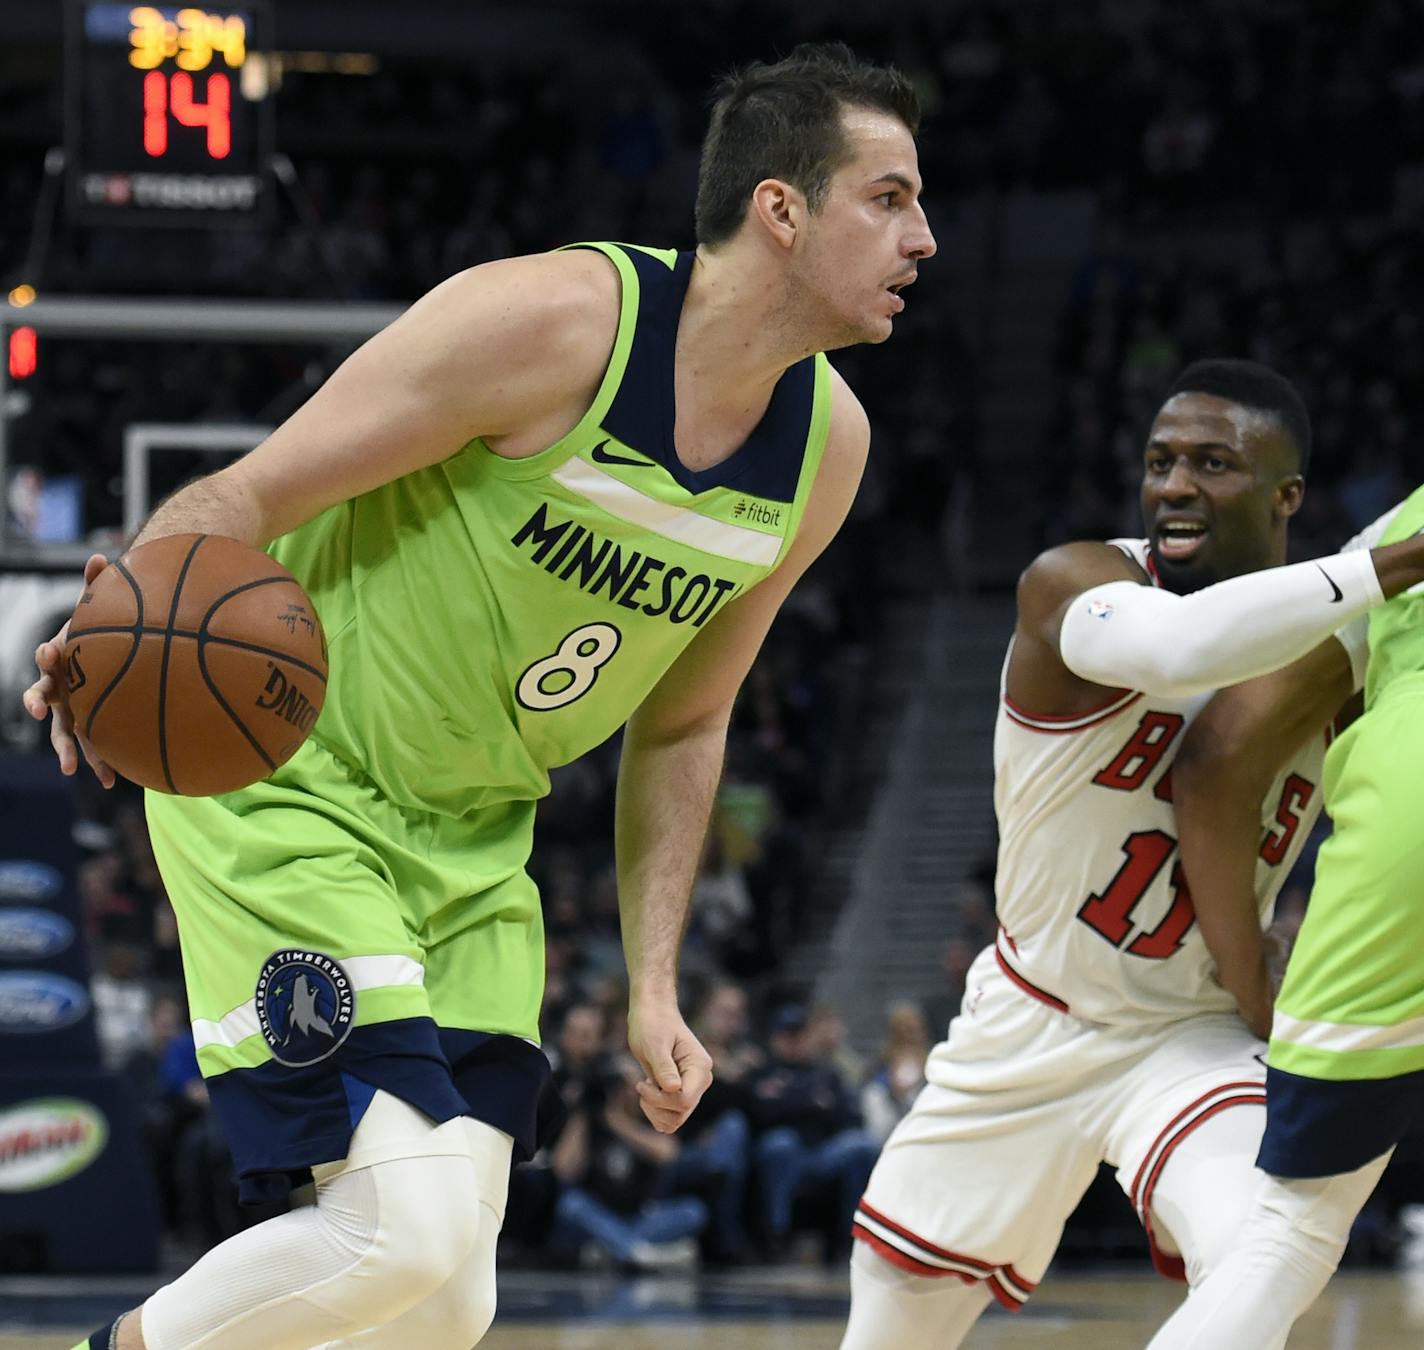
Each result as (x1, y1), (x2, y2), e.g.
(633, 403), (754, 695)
(1272, 1009), (1424, 1055)
(1003, 688), (1142, 734)
(551, 457), (783, 565)
(192, 955), (426, 1052)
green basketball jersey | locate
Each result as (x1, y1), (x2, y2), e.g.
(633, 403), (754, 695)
(1269, 482), (1424, 1082)
(1365, 482), (1424, 710)
(271, 243), (832, 818)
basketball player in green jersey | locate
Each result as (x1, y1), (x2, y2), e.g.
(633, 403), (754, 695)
(1145, 483), (1424, 1348)
(23, 44), (935, 1350)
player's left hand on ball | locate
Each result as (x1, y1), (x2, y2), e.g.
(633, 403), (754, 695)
(22, 552), (116, 789)
(627, 1001), (713, 1134)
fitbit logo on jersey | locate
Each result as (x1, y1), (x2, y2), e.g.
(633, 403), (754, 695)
(255, 950), (355, 1067)
(732, 499), (782, 527)
(511, 504), (741, 627)
(256, 663), (319, 733)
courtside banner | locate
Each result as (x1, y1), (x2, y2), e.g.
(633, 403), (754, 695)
(0, 1071), (160, 1272)
(0, 754), (100, 1065)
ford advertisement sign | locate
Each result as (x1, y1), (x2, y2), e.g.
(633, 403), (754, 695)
(0, 909), (75, 961)
(0, 861), (63, 904)
(0, 972), (90, 1033)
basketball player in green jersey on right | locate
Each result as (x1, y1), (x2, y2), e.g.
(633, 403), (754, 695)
(22, 43), (935, 1350)
(1146, 482), (1424, 1348)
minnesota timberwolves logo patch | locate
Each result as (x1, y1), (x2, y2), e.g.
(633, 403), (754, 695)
(255, 950), (356, 1067)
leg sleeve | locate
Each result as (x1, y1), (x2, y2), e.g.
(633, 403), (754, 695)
(839, 1241), (994, 1350)
(1144, 1149), (1392, 1350)
(1139, 1100), (1266, 1286)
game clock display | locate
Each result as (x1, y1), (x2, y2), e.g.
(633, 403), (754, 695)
(65, 2), (272, 225)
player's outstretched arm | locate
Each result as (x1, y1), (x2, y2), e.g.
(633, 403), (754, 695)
(618, 372), (869, 1134)
(1056, 525), (1424, 700)
(1172, 635), (1356, 1038)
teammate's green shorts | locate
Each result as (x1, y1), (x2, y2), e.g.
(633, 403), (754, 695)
(145, 736), (551, 1202)
(1260, 679), (1424, 1178)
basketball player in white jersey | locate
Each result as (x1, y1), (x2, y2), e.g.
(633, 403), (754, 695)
(840, 358), (1424, 1349)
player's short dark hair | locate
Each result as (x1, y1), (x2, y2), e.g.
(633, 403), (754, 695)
(695, 42), (921, 248)
(1165, 358), (1312, 477)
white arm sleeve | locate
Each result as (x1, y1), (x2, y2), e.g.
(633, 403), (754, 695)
(1332, 512), (1401, 692)
(1059, 548), (1384, 698)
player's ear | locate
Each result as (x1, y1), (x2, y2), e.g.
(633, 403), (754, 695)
(1275, 474), (1304, 521)
(749, 178), (803, 250)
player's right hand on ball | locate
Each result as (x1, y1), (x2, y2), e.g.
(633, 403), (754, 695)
(22, 552), (116, 789)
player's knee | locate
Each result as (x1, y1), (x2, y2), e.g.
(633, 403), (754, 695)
(326, 1153), (483, 1319)
(454, 1255), (499, 1347)
(399, 1250), (498, 1348)
(376, 1165), (483, 1291)
(369, 1203), (499, 1349)
(1253, 1186), (1350, 1279)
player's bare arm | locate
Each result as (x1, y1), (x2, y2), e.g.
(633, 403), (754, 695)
(1005, 541), (1149, 717)
(138, 248), (621, 546)
(618, 371), (869, 1134)
(1173, 636), (1356, 1039)
(22, 248), (621, 780)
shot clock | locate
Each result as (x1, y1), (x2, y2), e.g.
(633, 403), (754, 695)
(65, 2), (272, 226)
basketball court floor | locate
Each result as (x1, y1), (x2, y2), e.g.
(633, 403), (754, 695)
(3, 1266), (1422, 1348)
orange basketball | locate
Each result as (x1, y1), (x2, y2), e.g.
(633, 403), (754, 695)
(62, 533), (328, 795)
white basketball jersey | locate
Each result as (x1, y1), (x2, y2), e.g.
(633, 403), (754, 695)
(992, 539), (1330, 1027)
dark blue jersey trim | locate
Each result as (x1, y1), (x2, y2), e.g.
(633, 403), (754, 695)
(598, 245), (812, 504)
(207, 1018), (551, 1205)
(1258, 1063), (1424, 1179)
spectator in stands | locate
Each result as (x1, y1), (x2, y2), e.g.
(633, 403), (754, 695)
(860, 1002), (931, 1147)
(748, 1003), (878, 1263)
(649, 980), (765, 1265)
(549, 1001), (608, 1085)
(90, 940), (153, 1071)
(549, 1054), (707, 1272)
(808, 1003), (870, 1091)
(123, 990), (194, 1235)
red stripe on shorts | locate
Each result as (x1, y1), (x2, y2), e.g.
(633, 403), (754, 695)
(1130, 1087), (1267, 1282)
(851, 1227), (1028, 1312)
(856, 1200), (998, 1273)
(993, 935), (1070, 1013)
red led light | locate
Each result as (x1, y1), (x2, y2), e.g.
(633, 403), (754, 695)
(9, 326), (37, 380)
(143, 69), (167, 156)
(141, 71), (232, 160)
(171, 71), (231, 159)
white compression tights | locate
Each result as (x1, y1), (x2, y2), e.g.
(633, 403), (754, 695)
(1145, 1149), (1392, 1350)
(139, 1092), (512, 1350)
(840, 1244), (994, 1350)
(839, 1106), (1278, 1350)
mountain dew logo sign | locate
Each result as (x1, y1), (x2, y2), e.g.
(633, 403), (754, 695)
(0, 1099), (108, 1192)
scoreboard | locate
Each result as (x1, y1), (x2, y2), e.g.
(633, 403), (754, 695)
(65, 2), (273, 226)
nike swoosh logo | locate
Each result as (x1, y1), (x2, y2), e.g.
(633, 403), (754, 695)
(1316, 564), (1343, 603)
(590, 440), (655, 469)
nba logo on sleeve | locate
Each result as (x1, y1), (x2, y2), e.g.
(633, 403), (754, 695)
(1088, 599), (1115, 620)
(256, 950), (356, 1066)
